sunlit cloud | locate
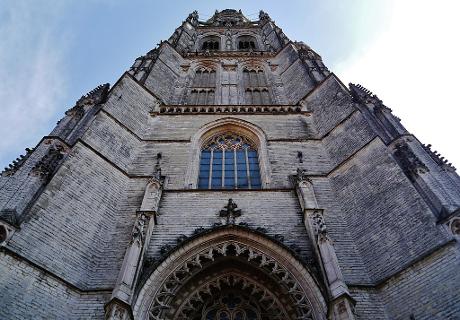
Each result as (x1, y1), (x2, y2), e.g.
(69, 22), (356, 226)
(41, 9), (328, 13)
(334, 0), (460, 167)
(0, 1), (68, 169)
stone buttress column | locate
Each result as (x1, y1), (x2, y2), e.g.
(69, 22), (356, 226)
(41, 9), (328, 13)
(105, 172), (164, 320)
(294, 169), (356, 320)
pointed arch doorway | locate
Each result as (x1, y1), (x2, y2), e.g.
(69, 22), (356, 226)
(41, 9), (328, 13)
(133, 227), (328, 320)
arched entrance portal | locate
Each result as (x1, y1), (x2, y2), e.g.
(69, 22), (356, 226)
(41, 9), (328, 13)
(133, 227), (327, 320)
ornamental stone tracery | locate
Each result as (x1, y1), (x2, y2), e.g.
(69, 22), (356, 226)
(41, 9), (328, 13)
(133, 228), (327, 320)
(173, 271), (289, 320)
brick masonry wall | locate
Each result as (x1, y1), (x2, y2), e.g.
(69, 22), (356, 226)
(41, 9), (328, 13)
(1, 20), (459, 319)
(146, 190), (318, 270)
(329, 138), (451, 283)
(6, 143), (131, 289)
(0, 251), (108, 320)
(378, 243), (460, 320)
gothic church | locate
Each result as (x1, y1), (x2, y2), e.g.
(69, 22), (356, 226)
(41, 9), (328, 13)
(1, 9), (459, 320)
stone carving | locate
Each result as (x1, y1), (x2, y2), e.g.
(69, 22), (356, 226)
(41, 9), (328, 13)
(132, 213), (148, 244)
(219, 199), (242, 224)
(147, 240), (314, 320)
(225, 29), (233, 50)
(1, 147), (34, 176)
(158, 104), (303, 115)
(449, 217), (460, 236)
(186, 10), (199, 27)
(310, 210), (328, 241)
(105, 299), (132, 320)
(259, 10), (270, 22)
(174, 272), (287, 319)
(0, 221), (15, 245)
(30, 145), (66, 182)
(140, 159), (164, 213)
(394, 142), (429, 181)
(294, 168), (312, 185)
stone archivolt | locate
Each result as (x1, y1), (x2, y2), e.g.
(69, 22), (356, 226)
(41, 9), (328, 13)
(133, 227), (327, 320)
(173, 270), (288, 319)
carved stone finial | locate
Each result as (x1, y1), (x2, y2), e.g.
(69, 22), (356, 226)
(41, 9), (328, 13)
(259, 10), (270, 22)
(219, 199), (242, 225)
(186, 10), (199, 26)
(394, 142), (429, 181)
(294, 168), (311, 185)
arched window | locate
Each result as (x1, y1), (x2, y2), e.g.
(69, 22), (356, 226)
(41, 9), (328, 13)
(237, 35), (257, 51)
(188, 68), (216, 105)
(242, 68), (271, 105)
(201, 36), (221, 51)
(198, 133), (261, 189)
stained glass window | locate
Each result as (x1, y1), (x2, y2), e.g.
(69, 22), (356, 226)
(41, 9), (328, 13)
(198, 133), (262, 189)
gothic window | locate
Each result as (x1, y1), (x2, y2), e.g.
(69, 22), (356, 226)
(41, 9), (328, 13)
(198, 133), (262, 189)
(188, 68), (216, 105)
(237, 36), (257, 51)
(201, 36), (221, 51)
(242, 68), (271, 105)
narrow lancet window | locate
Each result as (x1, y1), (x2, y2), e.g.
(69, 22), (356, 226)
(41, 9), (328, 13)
(198, 133), (262, 189)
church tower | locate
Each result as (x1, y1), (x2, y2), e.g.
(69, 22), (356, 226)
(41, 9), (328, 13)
(1, 9), (459, 320)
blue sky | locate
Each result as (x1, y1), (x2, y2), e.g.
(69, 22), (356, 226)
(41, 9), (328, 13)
(1, 0), (459, 170)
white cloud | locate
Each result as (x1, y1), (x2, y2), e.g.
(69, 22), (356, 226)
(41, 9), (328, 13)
(334, 0), (460, 168)
(0, 1), (68, 169)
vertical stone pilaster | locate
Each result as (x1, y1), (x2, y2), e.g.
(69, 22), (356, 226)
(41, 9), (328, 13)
(106, 173), (164, 318)
(294, 169), (356, 320)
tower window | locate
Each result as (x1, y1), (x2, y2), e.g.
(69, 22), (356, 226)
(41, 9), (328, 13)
(242, 68), (271, 105)
(238, 41), (256, 51)
(188, 68), (216, 105)
(200, 36), (221, 52)
(202, 41), (220, 51)
(237, 35), (257, 51)
(198, 133), (262, 189)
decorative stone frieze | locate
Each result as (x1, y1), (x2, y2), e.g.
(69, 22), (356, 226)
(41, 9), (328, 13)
(157, 104), (306, 115)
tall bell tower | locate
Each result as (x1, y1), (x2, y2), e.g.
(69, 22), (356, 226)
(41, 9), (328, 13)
(1, 9), (459, 320)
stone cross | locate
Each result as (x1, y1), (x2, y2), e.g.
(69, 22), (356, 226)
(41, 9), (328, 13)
(219, 199), (242, 225)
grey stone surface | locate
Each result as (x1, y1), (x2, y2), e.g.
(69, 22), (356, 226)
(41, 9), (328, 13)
(0, 9), (459, 320)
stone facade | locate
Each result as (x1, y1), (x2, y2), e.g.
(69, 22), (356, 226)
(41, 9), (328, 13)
(1, 9), (459, 320)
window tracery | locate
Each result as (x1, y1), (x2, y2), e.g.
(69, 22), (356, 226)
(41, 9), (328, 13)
(188, 68), (216, 105)
(201, 36), (221, 51)
(242, 68), (271, 105)
(198, 133), (261, 189)
(237, 36), (257, 51)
